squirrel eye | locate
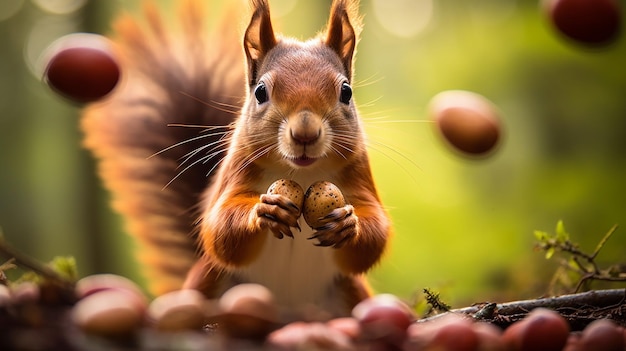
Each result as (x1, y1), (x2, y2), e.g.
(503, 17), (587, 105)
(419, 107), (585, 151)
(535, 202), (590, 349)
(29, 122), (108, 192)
(339, 82), (352, 105)
(254, 82), (269, 104)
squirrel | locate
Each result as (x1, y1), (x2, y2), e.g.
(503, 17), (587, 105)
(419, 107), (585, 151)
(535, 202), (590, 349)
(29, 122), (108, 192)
(81, 0), (391, 321)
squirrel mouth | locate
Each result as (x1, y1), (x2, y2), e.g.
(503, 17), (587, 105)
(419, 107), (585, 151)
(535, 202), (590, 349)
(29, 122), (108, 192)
(291, 156), (317, 167)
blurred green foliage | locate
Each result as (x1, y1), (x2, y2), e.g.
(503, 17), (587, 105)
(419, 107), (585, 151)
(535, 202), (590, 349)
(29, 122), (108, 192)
(0, 0), (624, 306)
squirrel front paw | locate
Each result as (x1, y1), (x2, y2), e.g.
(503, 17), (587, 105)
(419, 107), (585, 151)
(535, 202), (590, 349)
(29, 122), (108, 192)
(255, 194), (301, 239)
(307, 205), (358, 248)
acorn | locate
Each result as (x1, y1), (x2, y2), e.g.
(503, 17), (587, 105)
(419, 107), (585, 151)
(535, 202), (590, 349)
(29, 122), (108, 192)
(303, 181), (346, 228)
(267, 179), (305, 214)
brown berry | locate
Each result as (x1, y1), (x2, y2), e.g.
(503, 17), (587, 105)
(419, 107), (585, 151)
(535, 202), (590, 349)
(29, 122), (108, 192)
(43, 33), (120, 103)
(303, 181), (346, 228)
(429, 90), (501, 157)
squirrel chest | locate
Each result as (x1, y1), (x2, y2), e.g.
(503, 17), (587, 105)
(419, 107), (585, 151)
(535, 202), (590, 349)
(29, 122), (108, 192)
(239, 174), (343, 317)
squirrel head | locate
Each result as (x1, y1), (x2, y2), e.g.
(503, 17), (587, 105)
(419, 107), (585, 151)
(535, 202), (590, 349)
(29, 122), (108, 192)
(237, 0), (366, 172)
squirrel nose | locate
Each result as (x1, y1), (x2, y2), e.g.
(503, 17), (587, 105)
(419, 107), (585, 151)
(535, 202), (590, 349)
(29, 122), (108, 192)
(291, 127), (321, 145)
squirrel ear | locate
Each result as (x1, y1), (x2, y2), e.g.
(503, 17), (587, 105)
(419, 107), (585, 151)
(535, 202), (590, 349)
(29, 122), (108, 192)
(325, 0), (361, 81)
(244, 0), (277, 86)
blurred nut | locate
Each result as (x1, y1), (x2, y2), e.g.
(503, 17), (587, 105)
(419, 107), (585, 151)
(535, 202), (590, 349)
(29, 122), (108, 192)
(72, 289), (146, 338)
(544, 0), (622, 46)
(502, 308), (569, 351)
(266, 322), (355, 351)
(75, 274), (146, 302)
(473, 321), (506, 351)
(326, 317), (361, 340)
(579, 319), (623, 351)
(11, 281), (40, 305)
(0, 284), (10, 307)
(352, 294), (414, 346)
(43, 33), (121, 103)
(148, 289), (208, 332)
(429, 90), (501, 157)
(217, 284), (279, 339)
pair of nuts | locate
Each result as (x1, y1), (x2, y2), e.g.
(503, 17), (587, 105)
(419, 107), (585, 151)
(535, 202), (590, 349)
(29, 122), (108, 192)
(267, 179), (346, 229)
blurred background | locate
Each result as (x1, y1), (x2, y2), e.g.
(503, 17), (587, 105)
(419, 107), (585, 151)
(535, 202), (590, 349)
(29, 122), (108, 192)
(1, 0), (625, 307)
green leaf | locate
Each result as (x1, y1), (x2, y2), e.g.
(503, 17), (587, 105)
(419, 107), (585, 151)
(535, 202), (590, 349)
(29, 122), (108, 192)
(49, 256), (78, 281)
(534, 230), (547, 241)
(545, 247), (555, 260)
(555, 220), (569, 242)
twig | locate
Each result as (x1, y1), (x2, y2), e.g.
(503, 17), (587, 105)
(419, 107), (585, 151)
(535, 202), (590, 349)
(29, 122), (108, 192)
(417, 288), (626, 330)
(0, 237), (74, 288)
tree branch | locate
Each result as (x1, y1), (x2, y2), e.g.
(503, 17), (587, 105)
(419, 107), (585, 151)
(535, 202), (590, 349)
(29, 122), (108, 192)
(418, 288), (626, 331)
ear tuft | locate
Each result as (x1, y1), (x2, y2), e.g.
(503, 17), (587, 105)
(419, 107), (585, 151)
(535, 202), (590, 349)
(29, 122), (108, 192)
(325, 0), (362, 81)
(244, 0), (277, 86)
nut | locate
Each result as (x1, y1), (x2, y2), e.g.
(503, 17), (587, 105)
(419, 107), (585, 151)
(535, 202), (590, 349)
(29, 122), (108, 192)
(303, 181), (346, 228)
(267, 179), (305, 213)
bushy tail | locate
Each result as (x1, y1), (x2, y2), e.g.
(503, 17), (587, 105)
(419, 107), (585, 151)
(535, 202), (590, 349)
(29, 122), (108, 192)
(81, 1), (245, 295)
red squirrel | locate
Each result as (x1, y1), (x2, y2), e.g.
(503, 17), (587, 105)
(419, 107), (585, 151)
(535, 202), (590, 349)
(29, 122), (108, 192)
(81, 0), (391, 320)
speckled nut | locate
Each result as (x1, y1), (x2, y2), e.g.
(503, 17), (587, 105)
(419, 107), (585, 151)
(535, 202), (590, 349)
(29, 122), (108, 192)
(148, 289), (208, 332)
(72, 289), (146, 338)
(217, 284), (279, 339)
(303, 181), (346, 228)
(267, 179), (305, 213)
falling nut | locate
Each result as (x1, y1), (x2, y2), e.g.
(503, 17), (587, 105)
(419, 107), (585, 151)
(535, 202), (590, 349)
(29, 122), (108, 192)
(43, 33), (121, 103)
(429, 90), (501, 157)
(303, 181), (346, 228)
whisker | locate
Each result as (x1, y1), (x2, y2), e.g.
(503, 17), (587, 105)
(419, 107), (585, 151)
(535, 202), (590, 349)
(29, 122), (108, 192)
(178, 91), (241, 115)
(329, 143), (349, 160)
(237, 144), (276, 175)
(178, 138), (231, 169)
(149, 129), (231, 159)
(163, 147), (229, 190)
(366, 138), (421, 184)
(365, 119), (433, 125)
(167, 123), (233, 130)
(353, 73), (384, 88)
